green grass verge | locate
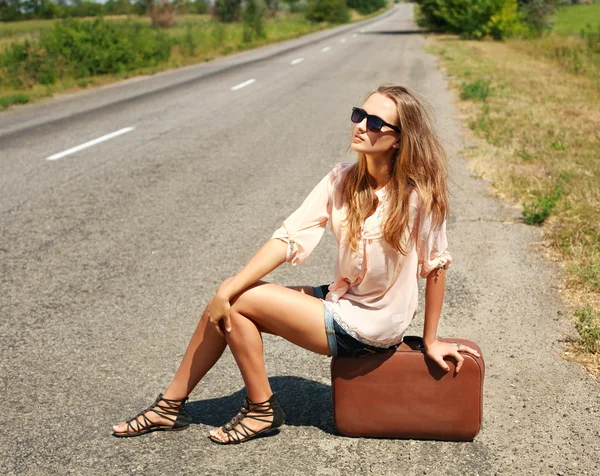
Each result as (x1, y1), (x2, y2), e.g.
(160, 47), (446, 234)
(575, 307), (600, 354)
(551, 3), (600, 36)
(0, 92), (29, 109)
(425, 34), (600, 359)
(0, 9), (389, 109)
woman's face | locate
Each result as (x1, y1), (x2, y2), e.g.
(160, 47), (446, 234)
(350, 92), (400, 157)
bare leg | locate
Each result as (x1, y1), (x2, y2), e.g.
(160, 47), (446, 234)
(209, 282), (329, 443)
(162, 305), (228, 400)
(112, 281), (325, 436)
(112, 304), (227, 434)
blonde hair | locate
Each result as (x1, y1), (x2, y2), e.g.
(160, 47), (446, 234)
(342, 83), (449, 255)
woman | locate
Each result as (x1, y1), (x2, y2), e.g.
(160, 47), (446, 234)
(111, 83), (481, 444)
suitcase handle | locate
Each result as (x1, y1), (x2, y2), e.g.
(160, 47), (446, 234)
(403, 335), (425, 350)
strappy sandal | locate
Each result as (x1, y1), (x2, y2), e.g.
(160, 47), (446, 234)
(112, 393), (192, 438)
(209, 393), (285, 444)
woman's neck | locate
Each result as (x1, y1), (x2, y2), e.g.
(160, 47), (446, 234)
(365, 155), (394, 190)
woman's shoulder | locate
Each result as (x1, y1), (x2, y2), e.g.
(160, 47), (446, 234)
(324, 162), (355, 189)
(332, 161), (355, 175)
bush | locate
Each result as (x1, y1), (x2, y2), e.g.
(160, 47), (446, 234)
(417, 0), (525, 39)
(0, 17), (173, 87)
(0, 92), (30, 109)
(264, 0), (280, 16)
(488, 0), (523, 39)
(243, 0), (267, 43)
(347, 0), (386, 15)
(517, 0), (557, 36)
(193, 0), (209, 14)
(305, 0), (350, 23)
(290, 0), (309, 12)
(150, 0), (176, 28)
(214, 0), (242, 22)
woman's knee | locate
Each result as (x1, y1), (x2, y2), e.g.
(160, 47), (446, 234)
(228, 307), (270, 335)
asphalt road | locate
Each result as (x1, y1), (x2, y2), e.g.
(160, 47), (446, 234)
(1, 4), (598, 475)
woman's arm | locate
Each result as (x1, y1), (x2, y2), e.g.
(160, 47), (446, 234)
(423, 269), (480, 373)
(423, 268), (446, 349)
(207, 239), (287, 336)
(216, 238), (288, 301)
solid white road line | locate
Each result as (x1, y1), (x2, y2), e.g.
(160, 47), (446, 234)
(45, 127), (135, 161)
(321, 47), (330, 52)
(290, 58), (304, 65)
(231, 79), (256, 91)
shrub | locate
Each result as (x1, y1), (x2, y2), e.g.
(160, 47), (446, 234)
(149, 0), (176, 28)
(0, 93), (30, 109)
(488, 0), (523, 39)
(517, 0), (557, 36)
(193, 0), (209, 14)
(0, 17), (173, 88)
(417, 0), (526, 39)
(214, 0), (242, 22)
(243, 0), (267, 43)
(305, 0), (350, 23)
(264, 0), (280, 16)
(291, 0), (309, 12)
(347, 0), (386, 15)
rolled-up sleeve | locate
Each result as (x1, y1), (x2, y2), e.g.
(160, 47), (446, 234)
(415, 202), (452, 279)
(271, 165), (337, 267)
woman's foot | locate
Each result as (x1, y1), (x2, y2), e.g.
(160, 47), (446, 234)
(112, 393), (191, 437)
(208, 393), (285, 444)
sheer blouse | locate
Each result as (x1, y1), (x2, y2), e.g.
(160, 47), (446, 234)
(271, 162), (452, 348)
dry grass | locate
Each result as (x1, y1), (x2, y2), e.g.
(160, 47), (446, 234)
(426, 34), (600, 379)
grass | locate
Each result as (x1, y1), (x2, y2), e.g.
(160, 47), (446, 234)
(0, 9), (389, 108)
(551, 3), (600, 36)
(0, 92), (30, 109)
(423, 6), (600, 377)
(575, 307), (600, 354)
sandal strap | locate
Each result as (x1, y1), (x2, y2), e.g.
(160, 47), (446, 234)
(220, 394), (279, 442)
(125, 393), (188, 433)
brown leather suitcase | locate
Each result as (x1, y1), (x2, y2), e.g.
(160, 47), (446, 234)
(331, 336), (484, 441)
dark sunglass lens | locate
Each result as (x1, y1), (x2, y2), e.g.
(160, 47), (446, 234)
(367, 116), (383, 132)
(351, 108), (365, 124)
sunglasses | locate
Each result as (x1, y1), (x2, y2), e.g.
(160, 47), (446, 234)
(351, 107), (401, 133)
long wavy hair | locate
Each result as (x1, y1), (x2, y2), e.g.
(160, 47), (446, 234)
(342, 84), (449, 255)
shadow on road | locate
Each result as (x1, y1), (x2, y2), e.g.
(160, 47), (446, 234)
(188, 376), (335, 434)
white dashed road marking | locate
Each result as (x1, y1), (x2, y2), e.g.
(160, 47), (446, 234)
(321, 47), (330, 52)
(45, 127), (135, 161)
(231, 79), (256, 91)
(290, 58), (304, 65)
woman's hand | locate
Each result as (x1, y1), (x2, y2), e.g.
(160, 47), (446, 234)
(207, 292), (232, 338)
(424, 339), (481, 374)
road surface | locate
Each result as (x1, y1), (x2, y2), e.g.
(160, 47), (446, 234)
(1, 4), (598, 475)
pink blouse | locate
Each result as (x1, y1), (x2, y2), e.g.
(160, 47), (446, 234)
(271, 162), (452, 348)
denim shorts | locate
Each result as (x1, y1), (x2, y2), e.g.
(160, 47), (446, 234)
(312, 284), (400, 358)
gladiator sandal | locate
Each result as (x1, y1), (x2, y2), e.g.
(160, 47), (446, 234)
(209, 393), (285, 444)
(112, 393), (191, 438)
